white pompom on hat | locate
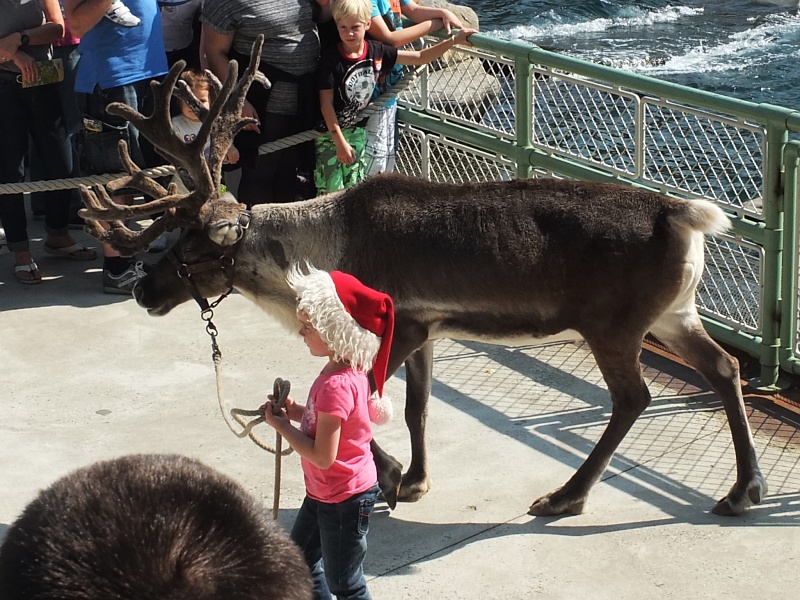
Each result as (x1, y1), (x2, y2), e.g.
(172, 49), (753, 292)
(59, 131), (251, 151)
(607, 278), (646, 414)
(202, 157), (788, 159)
(287, 265), (396, 409)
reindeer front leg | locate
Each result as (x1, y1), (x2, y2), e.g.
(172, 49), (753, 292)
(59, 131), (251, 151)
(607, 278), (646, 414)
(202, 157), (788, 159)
(371, 440), (403, 509)
(371, 317), (431, 506)
(398, 340), (435, 502)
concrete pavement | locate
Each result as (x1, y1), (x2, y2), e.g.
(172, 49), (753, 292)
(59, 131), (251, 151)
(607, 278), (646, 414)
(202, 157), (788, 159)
(1, 219), (799, 599)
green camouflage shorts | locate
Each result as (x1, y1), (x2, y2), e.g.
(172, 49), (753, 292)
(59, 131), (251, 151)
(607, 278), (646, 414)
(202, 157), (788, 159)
(314, 127), (367, 194)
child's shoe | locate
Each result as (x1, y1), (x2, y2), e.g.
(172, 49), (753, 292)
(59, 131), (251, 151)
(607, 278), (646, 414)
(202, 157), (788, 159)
(105, 0), (140, 27)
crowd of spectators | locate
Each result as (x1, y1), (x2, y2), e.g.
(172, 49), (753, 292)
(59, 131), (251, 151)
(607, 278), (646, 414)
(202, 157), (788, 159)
(0, 0), (470, 292)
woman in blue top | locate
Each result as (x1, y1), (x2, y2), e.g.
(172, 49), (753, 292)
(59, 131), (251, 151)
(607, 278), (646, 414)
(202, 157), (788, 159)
(65, 0), (168, 294)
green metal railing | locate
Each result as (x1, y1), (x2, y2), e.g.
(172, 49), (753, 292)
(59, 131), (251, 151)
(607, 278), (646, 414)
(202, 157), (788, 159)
(395, 31), (800, 390)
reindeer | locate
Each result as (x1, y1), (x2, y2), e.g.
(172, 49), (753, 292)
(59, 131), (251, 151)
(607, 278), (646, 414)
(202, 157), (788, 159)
(0, 454), (312, 600)
(78, 38), (766, 518)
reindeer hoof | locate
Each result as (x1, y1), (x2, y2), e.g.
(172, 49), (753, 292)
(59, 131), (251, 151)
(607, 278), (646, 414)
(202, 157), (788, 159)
(397, 474), (431, 503)
(528, 491), (586, 517)
(711, 473), (768, 516)
(377, 457), (403, 510)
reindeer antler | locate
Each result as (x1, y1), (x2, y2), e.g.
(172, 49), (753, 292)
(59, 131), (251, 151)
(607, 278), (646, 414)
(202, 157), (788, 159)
(79, 35), (265, 256)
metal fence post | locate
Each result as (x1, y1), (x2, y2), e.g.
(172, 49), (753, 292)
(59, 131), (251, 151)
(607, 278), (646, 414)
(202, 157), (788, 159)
(750, 121), (787, 390)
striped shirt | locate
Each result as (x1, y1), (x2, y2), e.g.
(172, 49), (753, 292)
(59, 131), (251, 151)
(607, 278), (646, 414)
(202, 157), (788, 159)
(202, 0), (320, 115)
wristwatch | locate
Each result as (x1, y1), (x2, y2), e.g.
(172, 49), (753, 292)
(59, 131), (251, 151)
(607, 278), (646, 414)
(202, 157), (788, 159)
(19, 32), (30, 47)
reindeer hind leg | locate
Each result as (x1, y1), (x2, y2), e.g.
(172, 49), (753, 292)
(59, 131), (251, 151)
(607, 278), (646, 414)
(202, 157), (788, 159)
(529, 335), (652, 516)
(649, 312), (766, 515)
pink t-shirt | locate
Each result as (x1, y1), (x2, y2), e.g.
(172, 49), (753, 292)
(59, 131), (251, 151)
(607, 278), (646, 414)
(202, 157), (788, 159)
(300, 366), (377, 503)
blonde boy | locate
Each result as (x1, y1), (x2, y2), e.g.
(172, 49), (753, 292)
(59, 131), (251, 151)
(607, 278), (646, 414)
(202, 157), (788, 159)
(315, 0), (476, 193)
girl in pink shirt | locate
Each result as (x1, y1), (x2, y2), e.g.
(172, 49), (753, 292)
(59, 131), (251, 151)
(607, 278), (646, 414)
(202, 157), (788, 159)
(263, 265), (394, 600)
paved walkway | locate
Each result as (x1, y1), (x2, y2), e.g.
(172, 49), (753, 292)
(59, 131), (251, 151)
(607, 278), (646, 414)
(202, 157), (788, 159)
(1, 219), (799, 598)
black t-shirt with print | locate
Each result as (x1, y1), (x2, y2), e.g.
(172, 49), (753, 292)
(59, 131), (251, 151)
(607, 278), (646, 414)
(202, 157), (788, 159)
(317, 40), (398, 129)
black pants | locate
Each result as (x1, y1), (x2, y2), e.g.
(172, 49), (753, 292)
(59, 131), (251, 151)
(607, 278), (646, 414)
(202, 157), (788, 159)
(236, 113), (316, 206)
(0, 78), (72, 252)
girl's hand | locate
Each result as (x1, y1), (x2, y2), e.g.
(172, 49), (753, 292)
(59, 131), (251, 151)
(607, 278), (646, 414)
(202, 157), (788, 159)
(261, 396), (290, 430)
(454, 28), (478, 46)
(226, 145), (240, 164)
(440, 10), (464, 34)
(12, 51), (38, 85)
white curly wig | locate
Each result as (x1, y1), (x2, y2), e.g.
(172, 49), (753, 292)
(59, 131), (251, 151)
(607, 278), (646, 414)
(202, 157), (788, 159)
(287, 264), (381, 371)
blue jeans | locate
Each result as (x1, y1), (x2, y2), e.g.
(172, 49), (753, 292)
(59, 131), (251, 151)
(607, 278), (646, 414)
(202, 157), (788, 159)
(78, 78), (160, 175)
(291, 483), (379, 600)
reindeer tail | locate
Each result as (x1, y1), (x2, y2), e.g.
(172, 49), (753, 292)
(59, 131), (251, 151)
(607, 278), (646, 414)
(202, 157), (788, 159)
(669, 198), (732, 237)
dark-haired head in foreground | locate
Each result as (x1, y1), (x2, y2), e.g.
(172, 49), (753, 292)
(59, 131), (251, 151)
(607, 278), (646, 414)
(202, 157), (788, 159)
(0, 454), (312, 600)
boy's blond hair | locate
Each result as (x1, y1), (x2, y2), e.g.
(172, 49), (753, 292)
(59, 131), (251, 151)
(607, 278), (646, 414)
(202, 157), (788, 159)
(331, 0), (372, 24)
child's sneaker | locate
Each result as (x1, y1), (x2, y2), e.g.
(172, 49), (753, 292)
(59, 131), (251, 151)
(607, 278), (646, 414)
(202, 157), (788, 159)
(103, 261), (148, 295)
(105, 0), (140, 27)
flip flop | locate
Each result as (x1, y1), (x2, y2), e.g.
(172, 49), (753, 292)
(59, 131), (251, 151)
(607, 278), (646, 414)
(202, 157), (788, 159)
(14, 261), (42, 285)
(43, 243), (97, 261)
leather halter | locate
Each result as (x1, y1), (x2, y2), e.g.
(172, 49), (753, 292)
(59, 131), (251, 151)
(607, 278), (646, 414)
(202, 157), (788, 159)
(166, 211), (251, 357)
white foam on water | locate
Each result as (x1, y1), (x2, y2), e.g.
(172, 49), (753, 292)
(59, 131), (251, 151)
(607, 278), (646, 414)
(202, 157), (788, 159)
(489, 5), (705, 41)
(637, 12), (800, 75)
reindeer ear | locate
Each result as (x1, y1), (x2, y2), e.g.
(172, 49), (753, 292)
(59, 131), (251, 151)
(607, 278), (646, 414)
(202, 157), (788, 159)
(208, 217), (246, 247)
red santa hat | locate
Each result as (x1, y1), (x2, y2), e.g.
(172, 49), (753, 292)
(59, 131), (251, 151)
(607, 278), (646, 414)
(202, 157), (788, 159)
(287, 265), (395, 402)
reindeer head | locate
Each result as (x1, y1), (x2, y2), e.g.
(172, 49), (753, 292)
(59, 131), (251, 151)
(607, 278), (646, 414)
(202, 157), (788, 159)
(79, 37), (266, 314)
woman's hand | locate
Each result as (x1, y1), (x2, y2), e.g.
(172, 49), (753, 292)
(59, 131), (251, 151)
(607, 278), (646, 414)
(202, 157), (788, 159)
(225, 145), (240, 164)
(12, 52), (38, 85)
(241, 99), (260, 133)
(0, 33), (19, 62)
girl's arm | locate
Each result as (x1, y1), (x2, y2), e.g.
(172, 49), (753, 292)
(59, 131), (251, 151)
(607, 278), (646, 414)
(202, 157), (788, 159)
(368, 13), (442, 49)
(402, 1), (464, 35)
(264, 409), (341, 470)
(320, 88), (356, 164)
(396, 28), (476, 67)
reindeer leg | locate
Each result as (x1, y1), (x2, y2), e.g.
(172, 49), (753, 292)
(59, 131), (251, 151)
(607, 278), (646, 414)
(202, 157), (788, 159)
(372, 317), (429, 507)
(371, 439), (403, 509)
(529, 336), (651, 516)
(650, 316), (766, 516)
(398, 340), (435, 502)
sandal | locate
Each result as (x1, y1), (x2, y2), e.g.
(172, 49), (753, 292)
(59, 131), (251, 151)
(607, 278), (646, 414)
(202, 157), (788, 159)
(14, 261), (42, 285)
(43, 242), (97, 261)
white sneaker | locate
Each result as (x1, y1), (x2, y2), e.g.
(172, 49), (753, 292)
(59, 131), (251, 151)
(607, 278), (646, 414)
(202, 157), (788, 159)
(0, 227), (6, 246)
(105, 0), (140, 27)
